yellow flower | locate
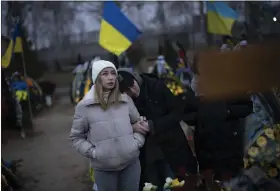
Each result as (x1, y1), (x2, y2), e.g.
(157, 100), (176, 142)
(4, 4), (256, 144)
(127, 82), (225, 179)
(170, 178), (185, 188)
(268, 168), (278, 177)
(164, 178), (185, 189)
(248, 147), (259, 157)
(244, 158), (249, 168)
(177, 87), (183, 94)
(264, 128), (275, 140)
(256, 136), (267, 147)
(249, 157), (255, 163)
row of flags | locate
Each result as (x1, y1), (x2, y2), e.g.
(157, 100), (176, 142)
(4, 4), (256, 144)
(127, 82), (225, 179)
(1, 1), (238, 69)
(98, 1), (239, 56)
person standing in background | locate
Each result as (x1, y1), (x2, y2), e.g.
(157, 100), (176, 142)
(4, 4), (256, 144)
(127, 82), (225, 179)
(192, 73), (253, 183)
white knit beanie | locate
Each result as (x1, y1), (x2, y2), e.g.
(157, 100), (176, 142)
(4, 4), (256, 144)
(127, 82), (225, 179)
(91, 60), (117, 83)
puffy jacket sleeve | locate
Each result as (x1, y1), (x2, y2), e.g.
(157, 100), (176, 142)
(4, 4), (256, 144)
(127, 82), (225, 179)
(150, 81), (184, 134)
(69, 103), (96, 159)
(127, 95), (145, 147)
(127, 95), (140, 123)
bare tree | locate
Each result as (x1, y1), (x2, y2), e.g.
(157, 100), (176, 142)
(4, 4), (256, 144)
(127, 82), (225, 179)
(150, 2), (192, 32)
(1, 1), (8, 36)
(121, 1), (146, 30)
(26, 2), (77, 49)
(68, 1), (103, 20)
(168, 2), (192, 28)
(75, 19), (86, 44)
(154, 1), (166, 31)
(6, 1), (23, 34)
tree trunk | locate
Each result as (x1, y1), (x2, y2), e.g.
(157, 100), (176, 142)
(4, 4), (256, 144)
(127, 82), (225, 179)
(6, 1), (21, 36)
(31, 3), (38, 50)
(53, 9), (61, 47)
(158, 1), (166, 32)
(200, 1), (213, 46)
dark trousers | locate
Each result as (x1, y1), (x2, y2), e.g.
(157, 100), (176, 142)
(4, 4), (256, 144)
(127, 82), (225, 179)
(155, 128), (198, 177)
(160, 135), (198, 177)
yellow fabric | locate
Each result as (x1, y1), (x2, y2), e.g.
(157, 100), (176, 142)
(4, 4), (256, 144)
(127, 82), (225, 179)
(1, 37), (23, 68)
(159, 63), (184, 96)
(75, 97), (80, 104)
(2, 40), (14, 68)
(99, 19), (132, 56)
(207, 11), (236, 35)
(16, 90), (28, 101)
(89, 167), (95, 182)
(14, 37), (23, 53)
(84, 78), (91, 95)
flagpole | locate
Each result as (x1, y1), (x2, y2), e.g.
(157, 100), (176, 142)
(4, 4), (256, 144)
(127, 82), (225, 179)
(20, 36), (33, 139)
(21, 50), (33, 123)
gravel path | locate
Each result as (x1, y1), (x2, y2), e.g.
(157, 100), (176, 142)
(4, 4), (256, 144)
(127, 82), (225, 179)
(2, 96), (92, 191)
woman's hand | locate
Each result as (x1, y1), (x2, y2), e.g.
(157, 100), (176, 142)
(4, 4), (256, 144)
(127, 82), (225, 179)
(132, 121), (149, 135)
(138, 116), (147, 122)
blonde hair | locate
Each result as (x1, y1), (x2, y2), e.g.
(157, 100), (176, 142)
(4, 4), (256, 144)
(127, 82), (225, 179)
(94, 75), (121, 110)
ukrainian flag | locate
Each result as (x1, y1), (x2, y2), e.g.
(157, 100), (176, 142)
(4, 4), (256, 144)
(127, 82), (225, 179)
(207, 2), (238, 36)
(99, 1), (141, 56)
(2, 23), (23, 68)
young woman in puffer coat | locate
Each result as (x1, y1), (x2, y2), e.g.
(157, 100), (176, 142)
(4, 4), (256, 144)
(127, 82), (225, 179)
(69, 60), (146, 191)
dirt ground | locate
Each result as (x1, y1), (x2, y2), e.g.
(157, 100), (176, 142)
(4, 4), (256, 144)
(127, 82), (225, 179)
(2, 96), (92, 191)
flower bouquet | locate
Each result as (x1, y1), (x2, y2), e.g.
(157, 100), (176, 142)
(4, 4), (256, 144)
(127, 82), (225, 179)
(143, 177), (185, 191)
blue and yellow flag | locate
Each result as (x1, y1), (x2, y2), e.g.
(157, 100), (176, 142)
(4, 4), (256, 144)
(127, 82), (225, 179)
(2, 23), (23, 68)
(207, 2), (238, 36)
(99, 1), (141, 56)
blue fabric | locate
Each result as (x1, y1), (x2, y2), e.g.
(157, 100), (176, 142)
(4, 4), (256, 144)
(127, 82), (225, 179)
(102, 1), (141, 42)
(251, 95), (273, 126)
(11, 81), (27, 91)
(206, 1), (238, 19)
(245, 94), (274, 146)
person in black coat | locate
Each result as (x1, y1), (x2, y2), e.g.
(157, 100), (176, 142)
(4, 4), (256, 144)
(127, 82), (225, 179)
(190, 73), (253, 181)
(195, 98), (252, 178)
(118, 69), (197, 190)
